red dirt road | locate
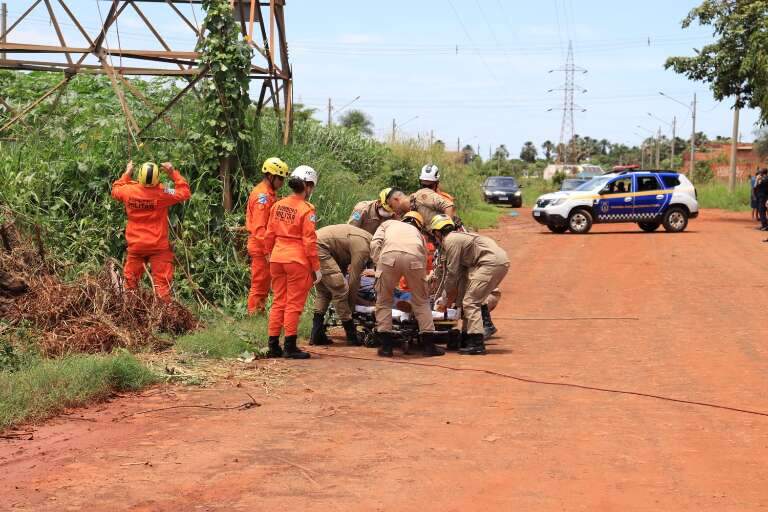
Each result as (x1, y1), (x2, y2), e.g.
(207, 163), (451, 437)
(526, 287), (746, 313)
(3, 209), (768, 511)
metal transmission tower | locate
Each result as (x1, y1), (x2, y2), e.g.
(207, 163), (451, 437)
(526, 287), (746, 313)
(547, 41), (586, 165)
(0, 0), (293, 144)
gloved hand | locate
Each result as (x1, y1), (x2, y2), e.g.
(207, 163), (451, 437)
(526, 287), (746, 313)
(313, 270), (323, 285)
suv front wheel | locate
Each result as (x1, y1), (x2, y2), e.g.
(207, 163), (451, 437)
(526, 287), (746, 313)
(547, 224), (568, 234)
(568, 209), (593, 234)
(662, 207), (688, 233)
(638, 222), (661, 232)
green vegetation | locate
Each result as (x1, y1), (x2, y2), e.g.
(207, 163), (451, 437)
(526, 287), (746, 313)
(666, 1), (768, 125)
(0, 351), (156, 430)
(695, 182), (753, 212)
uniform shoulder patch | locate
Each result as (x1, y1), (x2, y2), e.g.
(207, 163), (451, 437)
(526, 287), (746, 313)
(309, 213), (317, 223)
(257, 193), (269, 204)
(163, 187), (176, 195)
(351, 211), (362, 221)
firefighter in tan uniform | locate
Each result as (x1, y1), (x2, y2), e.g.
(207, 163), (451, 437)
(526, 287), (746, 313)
(430, 215), (509, 355)
(410, 164), (456, 229)
(370, 212), (444, 358)
(348, 187), (409, 235)
(311, 224), (372, 346)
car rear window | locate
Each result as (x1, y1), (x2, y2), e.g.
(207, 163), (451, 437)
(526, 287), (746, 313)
(486, 178), (517, 187)
(661, 175), (681, 188)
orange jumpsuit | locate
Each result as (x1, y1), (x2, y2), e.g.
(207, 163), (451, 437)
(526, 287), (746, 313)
(111, 168), (191, 300)
(245, 180), (277, 313)
(264, 194), (320, 337)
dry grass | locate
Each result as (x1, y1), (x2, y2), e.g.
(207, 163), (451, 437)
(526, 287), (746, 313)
(0, 215), (198, 356)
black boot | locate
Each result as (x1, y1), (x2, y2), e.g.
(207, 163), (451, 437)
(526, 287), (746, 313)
(267, 336), (283, 358)
(481, 304), (497, 339)
(420, 331), (445, 357)
(342, 319), (361, 346)
(376, 331), (394, 357)
(283, 335), (311, 359)
(446, 329), (461, 351)
(459, 333), (486, 355)
(309, 313), (331, 345)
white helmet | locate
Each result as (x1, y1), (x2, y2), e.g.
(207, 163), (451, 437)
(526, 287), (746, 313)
(420, 164), (440, 182)
(291, 165), (318, 185)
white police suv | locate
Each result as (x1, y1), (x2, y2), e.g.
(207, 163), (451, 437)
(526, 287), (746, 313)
(532, 171), (698, 234)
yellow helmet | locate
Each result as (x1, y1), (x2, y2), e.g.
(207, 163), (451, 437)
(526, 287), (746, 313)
(430, 214), (455, 232)
(262, 157), (290, 178)
(402, 211), (424, 229)
(379, 187), (394, 213)
(137, 162), (160, 187)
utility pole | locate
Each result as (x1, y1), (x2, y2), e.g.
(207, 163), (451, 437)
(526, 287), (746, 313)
(457, 137), (460, 152)
(391, 118), (396, 143)
(429, 130), (434, 147)
(690, 93), (697, 183)
(1, 3), (6, 61)
(327, 98), (332, 127)
(671, 116), (676, 167)
(729, 107), (740, 192)
(548, 41), (587, 165)
(655, 127), (661, 168)
(640, 142), (645, 168)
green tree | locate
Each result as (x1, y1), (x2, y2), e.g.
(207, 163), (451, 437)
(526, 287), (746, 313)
(665, 1), (768, 124)
(541, 140), (555, 161)
(519, 141), (537, 163)
(339, 109), (374, 136)
(492, 144), (510, 161)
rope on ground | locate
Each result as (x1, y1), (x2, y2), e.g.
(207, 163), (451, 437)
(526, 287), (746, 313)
(305, 350), (768, 419)
(113, 394), (260, 422)
(492, 316), (640, 321)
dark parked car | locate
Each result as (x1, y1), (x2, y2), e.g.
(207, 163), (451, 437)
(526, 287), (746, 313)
(482, 176), (523, 207)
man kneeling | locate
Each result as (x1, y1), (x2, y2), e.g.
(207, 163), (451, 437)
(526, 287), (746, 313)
(311, 224), (372, 346)
(430, 215), (509, 355)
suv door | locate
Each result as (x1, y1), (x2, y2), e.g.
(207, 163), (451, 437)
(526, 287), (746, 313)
(595, 176), (633, 222)
(633, 174), (667, 220)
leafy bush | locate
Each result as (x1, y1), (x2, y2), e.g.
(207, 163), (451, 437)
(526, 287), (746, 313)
(693, 161), (714, 184)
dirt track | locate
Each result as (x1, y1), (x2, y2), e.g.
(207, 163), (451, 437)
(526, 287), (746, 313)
(3, 209), (768, 511)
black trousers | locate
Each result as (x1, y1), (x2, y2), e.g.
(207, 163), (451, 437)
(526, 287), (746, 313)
(758, 195), (768, 226)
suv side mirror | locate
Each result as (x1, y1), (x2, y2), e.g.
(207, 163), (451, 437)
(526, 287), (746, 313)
(598, 188), (609, 195)
(519, 184), (525, 189)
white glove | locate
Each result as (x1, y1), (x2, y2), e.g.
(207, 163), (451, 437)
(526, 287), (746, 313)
(313, 270), (323, 285)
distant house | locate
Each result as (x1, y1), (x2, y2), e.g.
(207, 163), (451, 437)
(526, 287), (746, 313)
(681, 143), (764, 182)
(542, 164), (604, 180)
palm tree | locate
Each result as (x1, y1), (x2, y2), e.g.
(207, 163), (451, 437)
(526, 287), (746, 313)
(541, 140), (555, 161)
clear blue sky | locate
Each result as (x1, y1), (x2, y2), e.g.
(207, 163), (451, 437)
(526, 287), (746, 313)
(5, 0), (760, 157)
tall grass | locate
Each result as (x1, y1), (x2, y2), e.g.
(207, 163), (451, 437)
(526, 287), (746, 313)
(0, 351), (156, 431)
(695, 182), (753, 212)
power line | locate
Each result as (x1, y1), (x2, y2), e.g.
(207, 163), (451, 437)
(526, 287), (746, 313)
(445, 0), (501, 84)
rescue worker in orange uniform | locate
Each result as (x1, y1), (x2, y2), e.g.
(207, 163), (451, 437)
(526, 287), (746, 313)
(264, 165), (321, 359)
(111, 161), (191, 301)
(348, 187), (410, 235)
(245, 157), (289, 314)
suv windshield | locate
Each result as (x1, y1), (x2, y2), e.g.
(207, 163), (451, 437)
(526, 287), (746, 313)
(485, 178), (517, 188)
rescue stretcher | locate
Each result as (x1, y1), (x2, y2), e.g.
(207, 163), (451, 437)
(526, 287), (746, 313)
(326, 274), (462, 352)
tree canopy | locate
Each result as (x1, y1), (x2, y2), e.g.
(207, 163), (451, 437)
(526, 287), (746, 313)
(339, 109), (374, 136)
(665, 1), (768, 124)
